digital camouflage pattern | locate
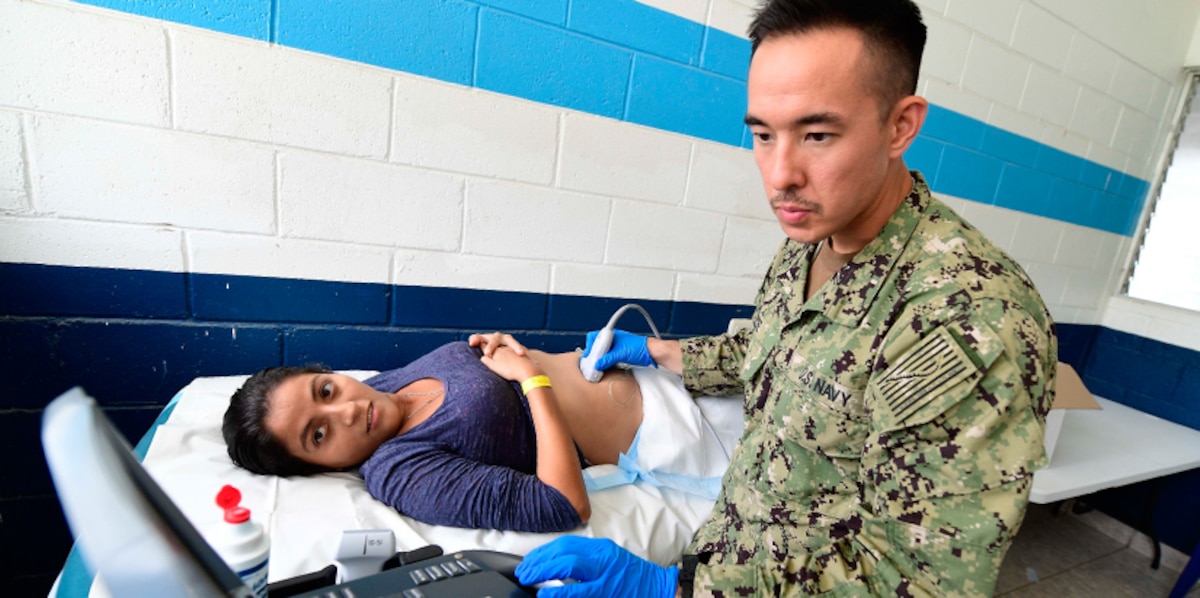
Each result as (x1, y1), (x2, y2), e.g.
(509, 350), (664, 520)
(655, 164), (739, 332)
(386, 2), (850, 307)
(680, 172), (1057, 597)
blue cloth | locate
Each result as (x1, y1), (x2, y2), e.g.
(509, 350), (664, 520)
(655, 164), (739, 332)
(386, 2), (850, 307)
(359, 342), (582, 532)
(582, 428), (724, 500)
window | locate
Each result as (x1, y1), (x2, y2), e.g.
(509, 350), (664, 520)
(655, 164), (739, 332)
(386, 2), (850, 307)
(1126, 70), (1200, 311)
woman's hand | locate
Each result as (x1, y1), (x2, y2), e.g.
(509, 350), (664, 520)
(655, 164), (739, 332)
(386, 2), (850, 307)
(472, 334), (590, 523)
(468, 332), (528, 359)
(478, 346), (541, 383)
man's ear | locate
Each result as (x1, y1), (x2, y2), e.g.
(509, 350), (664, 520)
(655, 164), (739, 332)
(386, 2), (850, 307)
(887, 95), (928, 159)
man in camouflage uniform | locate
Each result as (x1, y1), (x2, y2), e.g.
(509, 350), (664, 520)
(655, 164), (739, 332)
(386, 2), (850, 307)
(516, 0), (1056, 596)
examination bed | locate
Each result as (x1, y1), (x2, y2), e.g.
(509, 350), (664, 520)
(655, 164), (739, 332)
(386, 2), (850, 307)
(52, 367), (745, 596)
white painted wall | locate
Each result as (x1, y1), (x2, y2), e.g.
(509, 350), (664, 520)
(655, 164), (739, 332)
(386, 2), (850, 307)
(1189, 15), (1200, 66)
(2, 0), (1200, 340)
(904, 0), (1200, 335)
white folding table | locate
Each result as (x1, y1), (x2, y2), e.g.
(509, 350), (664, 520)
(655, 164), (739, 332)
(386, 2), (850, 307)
(1030, 396), (1200, 569)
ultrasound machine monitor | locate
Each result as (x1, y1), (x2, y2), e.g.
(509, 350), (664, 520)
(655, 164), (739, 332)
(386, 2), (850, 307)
(43, 387), (254, 597)
(42, 387), (540, 598)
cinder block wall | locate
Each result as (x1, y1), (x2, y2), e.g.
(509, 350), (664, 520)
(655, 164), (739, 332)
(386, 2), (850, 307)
(3, 0), (1200, 592)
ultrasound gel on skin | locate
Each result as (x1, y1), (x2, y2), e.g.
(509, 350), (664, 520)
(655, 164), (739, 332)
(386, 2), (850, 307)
(206, 484), (270, 598)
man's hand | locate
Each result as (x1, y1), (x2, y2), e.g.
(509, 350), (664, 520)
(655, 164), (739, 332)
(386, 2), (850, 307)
(516, 536), (678, 598)
(583, 329), (657, 371)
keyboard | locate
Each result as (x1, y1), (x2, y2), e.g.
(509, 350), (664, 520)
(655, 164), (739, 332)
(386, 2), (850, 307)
(288, 549), (533, 598)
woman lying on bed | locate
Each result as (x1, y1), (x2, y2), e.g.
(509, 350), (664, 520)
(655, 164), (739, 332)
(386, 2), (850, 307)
(223, 332), (647, 533)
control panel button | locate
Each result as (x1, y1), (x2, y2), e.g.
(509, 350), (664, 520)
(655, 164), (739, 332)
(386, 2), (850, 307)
(409, 568), (431, 585)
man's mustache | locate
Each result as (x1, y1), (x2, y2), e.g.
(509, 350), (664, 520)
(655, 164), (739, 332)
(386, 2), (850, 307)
(770, 190), (820, 213)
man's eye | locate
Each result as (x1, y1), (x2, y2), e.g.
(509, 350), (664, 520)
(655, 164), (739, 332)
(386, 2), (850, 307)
(320, 382), (333, 398)
(807, 132), (831, 143)
(754, 132), (773, 143)
(313, 425), (327, 445)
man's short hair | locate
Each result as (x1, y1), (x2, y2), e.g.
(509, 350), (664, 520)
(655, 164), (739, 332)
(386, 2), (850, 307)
(749, 0), (926, 116)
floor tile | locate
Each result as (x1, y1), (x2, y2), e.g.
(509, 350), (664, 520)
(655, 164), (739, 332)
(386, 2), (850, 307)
(996, 503), (1126, 594)
(999, 549), (1185, 597)
(994, 502), (1199, 597)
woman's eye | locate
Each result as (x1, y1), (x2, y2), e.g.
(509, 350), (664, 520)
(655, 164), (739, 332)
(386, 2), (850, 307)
(320, 382), (333, 399)
(313, 425), (326, 445)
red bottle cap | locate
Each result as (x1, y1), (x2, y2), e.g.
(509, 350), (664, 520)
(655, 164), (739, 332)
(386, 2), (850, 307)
(216, 484), (250, 524)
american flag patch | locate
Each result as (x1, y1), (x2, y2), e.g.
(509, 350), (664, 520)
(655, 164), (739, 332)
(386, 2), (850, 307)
(876, 327), (978, 423)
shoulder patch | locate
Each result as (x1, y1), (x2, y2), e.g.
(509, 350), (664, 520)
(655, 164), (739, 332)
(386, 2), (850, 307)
(873, 326), (979, 423)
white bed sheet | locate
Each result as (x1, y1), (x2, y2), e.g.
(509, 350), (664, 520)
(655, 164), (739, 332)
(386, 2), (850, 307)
(133, 372), (743, 586)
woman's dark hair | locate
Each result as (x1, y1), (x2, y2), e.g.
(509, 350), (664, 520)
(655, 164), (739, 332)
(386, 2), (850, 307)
(223, 364), (334, 477)
(749, 0), (927, 117)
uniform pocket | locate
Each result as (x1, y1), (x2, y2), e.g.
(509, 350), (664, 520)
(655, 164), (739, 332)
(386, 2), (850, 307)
(776, 355), (867, 460)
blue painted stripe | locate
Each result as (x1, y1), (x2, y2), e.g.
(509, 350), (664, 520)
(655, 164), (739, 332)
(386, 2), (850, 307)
(276, 0), (479, 86)
(1079, 160), (1116, 190)
(918, 106), (1142, 235)
(922, 104), (987, 150)
(1118, 175), (1149, 203)
(69, 0), (1150, 235)
(54, 321), (283, 405)
(476, 9), (633, 119)
(285, 327), (459, 371)
(1090, 192), (1139, 236)
(903, 136), (944, 180)
(1, 263), (747, 412)
(934, 145), (1005, 204)
(701, 27), (752, 79)
(191, 273), (391, 324)
(0, 263), (187, 319)
(995, 164), (1055, 215)
(1, 263), (746, 335)
(568, 0), (704, 65)
(1, 320), (69, 409)
(671, 301), (755, 335)
(1083, 327), (1200, 432)
(1055, 322), (1098, 372)
(393, 285), (549, 329)
(2, 412), (54, 495)
(981, 128), (1040, 170)
(75, 0), (272, 40)
(1044, 176), (1097, 224)
(626, 55), (747, 145)
(494, 330), (588, 354)
(547, 295), (672, 333)
(473, 0), (567, 26)
(1035, 145), (1086, 185)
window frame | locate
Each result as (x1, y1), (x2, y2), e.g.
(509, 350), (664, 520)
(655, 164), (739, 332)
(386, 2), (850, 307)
(1121, 67), (1200, 309)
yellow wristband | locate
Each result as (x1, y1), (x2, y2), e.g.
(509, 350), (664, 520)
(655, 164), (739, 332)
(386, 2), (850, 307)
(521, 375), (552, 395)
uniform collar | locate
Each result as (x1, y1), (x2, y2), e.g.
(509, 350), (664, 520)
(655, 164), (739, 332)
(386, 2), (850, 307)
(804, 170), (931, 326)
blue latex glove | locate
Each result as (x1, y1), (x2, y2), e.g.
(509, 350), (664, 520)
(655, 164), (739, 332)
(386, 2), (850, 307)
(516, 536), (678, 598)
(583, 329), (657, 371)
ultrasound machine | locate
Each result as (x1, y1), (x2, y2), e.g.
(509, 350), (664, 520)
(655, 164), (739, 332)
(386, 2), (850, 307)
(42, 387), (550, 597)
